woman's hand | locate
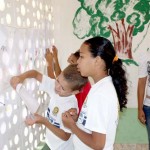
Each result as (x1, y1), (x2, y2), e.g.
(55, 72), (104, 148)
(68, 108), (78, 122)
(62, 111), (76, 129)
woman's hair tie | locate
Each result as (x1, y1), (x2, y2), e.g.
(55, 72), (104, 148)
(113, 55), (118, 63)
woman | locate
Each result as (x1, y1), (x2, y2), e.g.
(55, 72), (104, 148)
(62, 36), (128, 150)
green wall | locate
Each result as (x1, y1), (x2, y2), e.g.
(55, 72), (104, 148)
(115, 108), (148, 144)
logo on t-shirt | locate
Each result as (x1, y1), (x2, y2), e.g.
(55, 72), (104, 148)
(82, 97), (88, 108)
(78, 111), (87, 126)
(47, 107), (60, 128)
(52, 106), (59, 116)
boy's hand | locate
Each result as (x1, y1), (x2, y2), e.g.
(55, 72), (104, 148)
(68, 108), (78, 122)
(45, 48), (53, 64)
(10, 76), (22, 89)
(51, 45), (58, 61)
(25, 113), (45, 126)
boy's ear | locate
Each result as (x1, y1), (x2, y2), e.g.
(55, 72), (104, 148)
(72, 90), (80, 95)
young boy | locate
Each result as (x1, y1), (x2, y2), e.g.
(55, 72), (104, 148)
(10, 64), (88, 150)
(45, 46), (91, 113)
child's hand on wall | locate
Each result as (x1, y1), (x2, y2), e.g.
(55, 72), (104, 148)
(45, 48), (53, 65)
(51, 45), (58, 62)
(10, 76), (22, 90)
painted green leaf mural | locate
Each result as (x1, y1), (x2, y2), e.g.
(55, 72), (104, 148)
(73, 0), (150, 66)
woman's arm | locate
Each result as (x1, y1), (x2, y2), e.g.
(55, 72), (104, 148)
(62, 112), (105, 150)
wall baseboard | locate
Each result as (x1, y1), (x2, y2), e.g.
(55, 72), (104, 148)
(114, 144), (148, 150)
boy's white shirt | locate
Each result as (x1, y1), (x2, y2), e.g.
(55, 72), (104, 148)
(138, 52), (150, 106)
(39, 75), (78, 150)
(73, 76), (119, 150)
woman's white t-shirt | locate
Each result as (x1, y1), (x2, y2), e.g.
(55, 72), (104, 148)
(73, 76), (119, 150)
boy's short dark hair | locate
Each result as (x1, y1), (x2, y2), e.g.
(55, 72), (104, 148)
(73, 50), (80, 59)
(62, 64), (88, 91)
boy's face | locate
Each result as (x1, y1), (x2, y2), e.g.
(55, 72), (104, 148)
(55, 73), (74, 97)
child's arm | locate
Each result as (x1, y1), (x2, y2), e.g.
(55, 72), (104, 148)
(62, 112), (105, 149)
(45, 48), (55, 79)
(10, 70), (42, 89)
(25, 114), (71, 141)
(52, 46), (62, 77)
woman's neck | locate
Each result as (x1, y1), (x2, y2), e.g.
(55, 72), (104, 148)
(92, 71), (108, 83)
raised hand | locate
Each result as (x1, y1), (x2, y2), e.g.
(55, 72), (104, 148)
(45, 48), (53, 64)
(51, 45), (58, 62)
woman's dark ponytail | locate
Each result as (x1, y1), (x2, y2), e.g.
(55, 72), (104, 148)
(109, 59), (128, 111)
(84, 36), (128, 111)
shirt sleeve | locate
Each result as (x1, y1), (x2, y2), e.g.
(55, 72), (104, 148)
(39, 75), (55, 95)
(138, 53), (148, 78)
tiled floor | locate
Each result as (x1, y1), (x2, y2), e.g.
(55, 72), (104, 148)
(114, 144), (149, 150)
(37, 143), (149, 150)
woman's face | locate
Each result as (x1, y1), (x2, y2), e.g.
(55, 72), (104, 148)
(77, 43), (96, 77)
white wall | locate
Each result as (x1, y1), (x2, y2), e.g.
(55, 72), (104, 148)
(51, 0), (86, 69)
(0, 0), (52, 149)
(51, 0), (150, 108)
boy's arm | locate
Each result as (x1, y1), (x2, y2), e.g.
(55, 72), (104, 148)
(45, 48), (55, 79)
(44, 118), (71, 141)
(137, 77), (147, 124)
(52, 46), (62, 77)
(10, 70), (42, 89)
(25, 114), (71, 141)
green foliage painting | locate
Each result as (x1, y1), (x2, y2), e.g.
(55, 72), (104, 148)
(73, 0), (150, 66)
